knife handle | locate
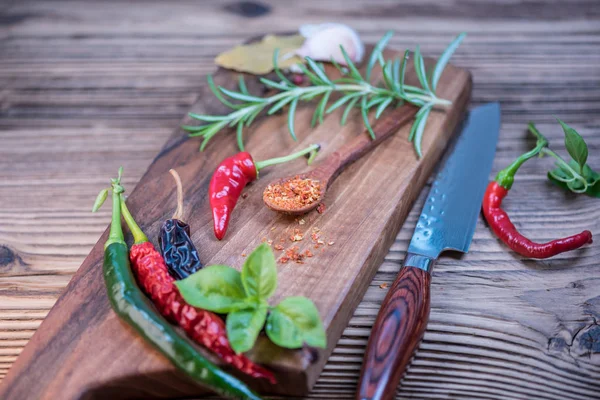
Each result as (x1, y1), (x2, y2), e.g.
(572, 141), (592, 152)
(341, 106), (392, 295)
(357, 253), (433, 400)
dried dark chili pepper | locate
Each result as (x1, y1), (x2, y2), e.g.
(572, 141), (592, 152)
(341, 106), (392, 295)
(96, 169), (262, 400)
(119, 191), (276, 383)
(159, 169), (203, 279)
(482, 133), (592, 259)
(211, 144), (319, 240)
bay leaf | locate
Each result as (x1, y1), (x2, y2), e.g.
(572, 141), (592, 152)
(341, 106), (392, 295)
(215, 34), (305, 75)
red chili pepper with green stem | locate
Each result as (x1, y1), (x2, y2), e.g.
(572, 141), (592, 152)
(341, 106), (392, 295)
(211, 143), (319, 240)
(119, 193), (276, 383)
(482, 124), (592, 259)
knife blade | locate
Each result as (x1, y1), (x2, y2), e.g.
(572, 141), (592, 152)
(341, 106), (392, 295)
(357, 103), (501, 400)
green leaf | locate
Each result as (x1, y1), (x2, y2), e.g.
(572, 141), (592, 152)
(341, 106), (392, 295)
(207, 75), (240, 109)
(241, 243), (277, 300)
(226, 304), (268, 353)
(341, 96), (360, 125)
(431, 33), (466, 92)
(326, 93), (360, 114)
(265, 297), (326, 349)
(339, 45), (363, 82)
(366, 96), (386, 109)
(92, 188), (109, 212)
(557, 118), (588, 173)
(220, 87), (266, 103)
(175, 265), (248, 313)
(361, 96), (376, 140)
(238, 75), (249, 95)
(366, 31), (393, 82)
(315, 90), (332, 125)
(306, 57), (332, 85)
(411, 104), (433, 158)
(236, 122), (245, 151)
(294, 62), (324, 85)
(260, 77), (290, 91)
(288, 98), (299, 141)
(398, 50), (409, 96)
(547, 159), (599, 196)
(267, 96), (294, 115)
(188, 113), (228, 122)
(273, 48), (294, 87)
(375, 97), (393, 119)
(413, 46), (431, 94)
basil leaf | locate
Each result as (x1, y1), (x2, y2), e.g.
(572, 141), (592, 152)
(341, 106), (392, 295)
(226, 303), (268, 354)
(547, 161), (600, 198)
(557, 118), (588, 173)
(175, 265), (248, 313)
(265, 297), (326, 349)
(241, 243), (277, 300)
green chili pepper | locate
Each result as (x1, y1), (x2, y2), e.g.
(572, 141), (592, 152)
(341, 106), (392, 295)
(97, 168), (263, 400)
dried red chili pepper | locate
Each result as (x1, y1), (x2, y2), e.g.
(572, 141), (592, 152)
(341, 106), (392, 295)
(120, 195), (276, 383)
(210, 144), (319, 240)
(482, 133), (592, 259)
(159, 170), (203, 280)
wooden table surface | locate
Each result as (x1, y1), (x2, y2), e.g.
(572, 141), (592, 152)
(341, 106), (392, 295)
(1, 1), (599, 399)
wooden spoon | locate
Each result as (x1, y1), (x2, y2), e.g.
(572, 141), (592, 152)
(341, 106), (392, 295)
(263, 105), (419, 215)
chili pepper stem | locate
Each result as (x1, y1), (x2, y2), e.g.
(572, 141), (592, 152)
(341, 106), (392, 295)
(120, 196), (149, 244)
(254, 143), (320, 172)
(169, 169), (184, 221)
(495, 133), (548, 190)
(105, 167), (126, 249)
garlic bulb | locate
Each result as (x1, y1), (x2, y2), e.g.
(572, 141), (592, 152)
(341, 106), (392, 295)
(295, 23), (365, 66)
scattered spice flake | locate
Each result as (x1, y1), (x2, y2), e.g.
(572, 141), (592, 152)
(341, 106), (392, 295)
(304, 249), (313, 258)
(270, 226), (276, 231)
(267, 239), (273, 245)
(279, 256), (290, 264)
(317, 203), (326, 214)
(274, 244), (284, 251)
(261, 237), (267, 243)
(328, 241), (335, 246)
(263, 176), (322, 211)
(290, 228), (304, 242)
(241, 253), (247, 257)
(299, 219), (306, 225)
(280, 238), (285, 243)
(379, 283), (389, 289)
(241, 193), (248, 199)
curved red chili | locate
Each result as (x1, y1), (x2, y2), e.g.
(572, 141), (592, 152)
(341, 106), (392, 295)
(121, 198), (276, 383)
(482, 132), (592, 259)
(210, 144), (319, 240)
(483, 182), (592, 258)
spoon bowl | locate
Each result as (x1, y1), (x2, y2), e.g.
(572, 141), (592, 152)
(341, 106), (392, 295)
(262, 173), (326, 216)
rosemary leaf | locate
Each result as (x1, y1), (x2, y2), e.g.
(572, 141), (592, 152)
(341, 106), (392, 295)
(188, 113), (229, 122)
(236, 122), (245, 151)
(306, 57), (333, 85)
(273, 48), (294, 87)
(340, 46), (363, 82)
(220, 87), (267, 103)
(398, 50), (409, 97)
(326, 93), (361, 114)
(366, 30), (393, 82)
(316, 90), (332, 125)
(207, 75), (240, 109)
(288, 98), (299, 141)
(361, 96), (376, 139)
(431, 33), (466, 92)
(260, 77), (290, 91)
(375, 97), (393, 119)
(413, 46), (431, 94)
(238, 75), (249, 95)
(268, 96), (293, 115)
(341, 96), (360, 125)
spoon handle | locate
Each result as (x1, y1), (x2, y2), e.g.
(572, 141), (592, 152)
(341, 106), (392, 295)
(309, 105), (419, 186)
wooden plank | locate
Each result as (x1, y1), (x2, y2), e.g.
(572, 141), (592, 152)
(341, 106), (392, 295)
(0, 0), (599, 399)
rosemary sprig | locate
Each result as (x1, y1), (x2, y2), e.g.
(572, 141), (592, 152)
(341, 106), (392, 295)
(184, 32), (466, 157)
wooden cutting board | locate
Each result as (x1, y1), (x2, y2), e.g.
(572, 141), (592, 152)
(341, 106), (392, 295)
(0, 44), (471, 399)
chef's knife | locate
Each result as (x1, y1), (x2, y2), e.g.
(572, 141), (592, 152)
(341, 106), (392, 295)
(357, 103), (501, 400)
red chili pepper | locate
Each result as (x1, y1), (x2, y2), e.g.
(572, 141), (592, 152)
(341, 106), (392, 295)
(210, 144), (319, 240)
(482, 134), (592, 259)
(120, 197), (276, 383)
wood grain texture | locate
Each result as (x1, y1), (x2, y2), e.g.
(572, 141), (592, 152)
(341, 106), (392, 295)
(359, 265), (432, 400)
(0, 0), (599, 399)
(0, 31), (472, 399)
